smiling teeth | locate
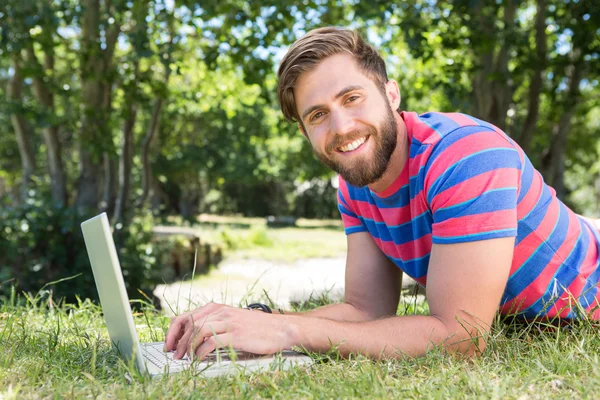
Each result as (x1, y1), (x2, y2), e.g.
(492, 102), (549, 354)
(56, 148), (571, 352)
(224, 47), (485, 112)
(339, 137), (366, 152)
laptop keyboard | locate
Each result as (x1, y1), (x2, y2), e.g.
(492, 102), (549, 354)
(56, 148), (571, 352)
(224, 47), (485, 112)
(141, 343), (232, 371)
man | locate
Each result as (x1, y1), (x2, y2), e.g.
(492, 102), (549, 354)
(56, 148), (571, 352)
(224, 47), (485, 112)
(165, 27), (600, 360)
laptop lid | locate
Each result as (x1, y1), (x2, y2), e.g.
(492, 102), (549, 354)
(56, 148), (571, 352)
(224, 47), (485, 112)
(81, 213), (147, 373)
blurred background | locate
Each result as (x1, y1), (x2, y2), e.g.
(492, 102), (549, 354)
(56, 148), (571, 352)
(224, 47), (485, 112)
(0, 0), (598, 305)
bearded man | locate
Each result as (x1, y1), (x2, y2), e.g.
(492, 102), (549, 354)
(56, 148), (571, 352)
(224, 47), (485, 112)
(164, 27), (600, 360)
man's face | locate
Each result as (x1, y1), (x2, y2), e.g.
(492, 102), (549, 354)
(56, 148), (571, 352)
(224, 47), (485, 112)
(294, 53), (398, 188)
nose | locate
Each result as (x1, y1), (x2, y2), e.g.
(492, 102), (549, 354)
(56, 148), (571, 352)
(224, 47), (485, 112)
(329, 108), (355, 136)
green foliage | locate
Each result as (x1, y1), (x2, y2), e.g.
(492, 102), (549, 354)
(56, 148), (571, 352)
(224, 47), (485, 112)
(0, 194), (158, 302)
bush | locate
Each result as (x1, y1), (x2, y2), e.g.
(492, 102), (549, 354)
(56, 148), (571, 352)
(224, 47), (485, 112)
(0, 194), (159, 302)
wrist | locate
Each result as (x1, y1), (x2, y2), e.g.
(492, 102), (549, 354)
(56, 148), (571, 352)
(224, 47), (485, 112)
(282, 315), (304, 350)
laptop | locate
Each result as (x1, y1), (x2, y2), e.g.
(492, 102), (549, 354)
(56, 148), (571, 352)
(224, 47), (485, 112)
(80, 213), (312, 377)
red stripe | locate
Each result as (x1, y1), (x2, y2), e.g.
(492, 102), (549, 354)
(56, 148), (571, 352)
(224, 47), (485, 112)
(446, 112), (479, 127)
(433, 209), (517, 239)
(500, 208), (579, 313)
(375, 158), (409, 198)
(341, 213), (362, 228)
(507, 199), (560, 277)
(404, 111), (443, 145)
(430, 169), (519, 211)
(372, 234), (433, 261)
(409, 146), (435, 179)
(540, 217), (598, 318)
(425, 131), (514, 191)
(516, 171), (544, 220)
(352, 196), (430, 226)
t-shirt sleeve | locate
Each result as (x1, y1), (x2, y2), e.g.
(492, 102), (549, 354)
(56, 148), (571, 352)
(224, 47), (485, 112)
(424, 127), (522, 244)
(337, 177), (367, 235)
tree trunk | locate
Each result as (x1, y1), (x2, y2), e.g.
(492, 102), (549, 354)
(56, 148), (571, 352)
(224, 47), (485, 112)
(471, 1), (517, 131)
(24, 41), (68, 207)
(101, 152), (117, 214)
(8, 54), (36, 199)
(139, 15), (174, 208)
(488, 0), (517, 130)
(541, 59), (584, 199)
(113, 93), (139, 225)
(75, 0), (104, 211)
(517, 0), (547, 152)
(470, 2), (495, 120)
(139, 98), (165, 207)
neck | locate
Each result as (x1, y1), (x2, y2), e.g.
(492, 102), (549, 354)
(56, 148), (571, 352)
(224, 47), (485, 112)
(367, 112), (408, 193)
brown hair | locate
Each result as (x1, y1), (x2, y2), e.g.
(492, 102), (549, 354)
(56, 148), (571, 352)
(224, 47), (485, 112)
(277, 27), (389, 123)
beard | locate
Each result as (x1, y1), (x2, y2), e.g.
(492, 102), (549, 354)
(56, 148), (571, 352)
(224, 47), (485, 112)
(313, 106), (398, 188)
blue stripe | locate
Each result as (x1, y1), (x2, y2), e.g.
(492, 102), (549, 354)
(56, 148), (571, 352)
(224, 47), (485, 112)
(425, 125), (493, 169)
(372, 183), (411, 207)
(410, 141), (429, 157)
(417, 112), (462, 139)
(388, 254), (429, 279)
(465, 115), (502, 134)
(349, 186), (412, 209)
(410, 170), (424, 200)
(457, 113), (481, 126)
(433, 228), (517, 244)
(345, 226), (366, 235)
(577, 217), (600, 311)
(361, 218), (394, 242)
(361, 212), (433, 245)
(517, 157), (535, 204)
(338, 188), (350, 209)
(518, 230), (584, 317)
(338, 203), (358, 219)
(426, 147), (521, 204)
(515, 184), (554, 246)
(502, 202), (569, 305)
(432, 187), (517, 223)
(388, 211), (429, 228)
(578, 260), (600, 311)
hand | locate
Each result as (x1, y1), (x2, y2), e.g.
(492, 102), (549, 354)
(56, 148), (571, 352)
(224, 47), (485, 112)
(163, 302), (298, 360)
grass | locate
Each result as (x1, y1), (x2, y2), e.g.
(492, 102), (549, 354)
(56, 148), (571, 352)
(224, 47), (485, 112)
(2, 288), (600, 399)
(3, 217), (599, 398)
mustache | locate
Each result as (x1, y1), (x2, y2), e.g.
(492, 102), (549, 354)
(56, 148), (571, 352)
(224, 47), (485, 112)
(326, 127), (375, 153)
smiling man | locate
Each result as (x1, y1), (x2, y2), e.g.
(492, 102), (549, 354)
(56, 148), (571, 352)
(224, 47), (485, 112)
(164, 27), (600, 360)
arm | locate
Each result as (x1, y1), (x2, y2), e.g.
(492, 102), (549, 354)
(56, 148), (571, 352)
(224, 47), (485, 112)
(289, 231), (402, 322)
(289, 236), (514, 358)
(169, 236), (513, 360)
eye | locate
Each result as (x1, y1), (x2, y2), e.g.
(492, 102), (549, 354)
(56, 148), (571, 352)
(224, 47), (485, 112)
(311, 111), (325, 121)
(345, 95), (360, 103)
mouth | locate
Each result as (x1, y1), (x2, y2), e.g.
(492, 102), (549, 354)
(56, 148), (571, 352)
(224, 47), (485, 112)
(337, 136), (369, 154)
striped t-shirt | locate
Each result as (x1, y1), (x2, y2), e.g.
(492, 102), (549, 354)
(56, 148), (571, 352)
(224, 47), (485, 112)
(338, 111), (600, 320)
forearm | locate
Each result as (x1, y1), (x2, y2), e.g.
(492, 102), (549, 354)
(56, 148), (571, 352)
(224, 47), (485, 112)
(288, 314), (460, 359)
(285, 302), (372, 322)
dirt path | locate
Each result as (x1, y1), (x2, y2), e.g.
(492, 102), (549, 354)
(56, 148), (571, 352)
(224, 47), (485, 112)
(154, 255), (418, 316)
(154, 256), (347, 315)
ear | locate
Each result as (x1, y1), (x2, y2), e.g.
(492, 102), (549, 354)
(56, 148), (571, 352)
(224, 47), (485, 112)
(298, 122), (308, 138)
(384, 80), (401, 111)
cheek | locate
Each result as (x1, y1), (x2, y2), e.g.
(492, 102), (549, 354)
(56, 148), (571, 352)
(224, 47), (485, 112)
(309, 127), (329, 149)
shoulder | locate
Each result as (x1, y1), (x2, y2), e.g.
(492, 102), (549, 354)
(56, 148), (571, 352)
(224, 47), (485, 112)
(405, 111), (485, 146)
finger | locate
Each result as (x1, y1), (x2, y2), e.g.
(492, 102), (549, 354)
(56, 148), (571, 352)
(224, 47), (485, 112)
(165, 302), (220, 351)
(186, 322), (228, 360)
(195, 333), (233, 360)
(173, 323), (197, 360)
(164, 313), (195, 351)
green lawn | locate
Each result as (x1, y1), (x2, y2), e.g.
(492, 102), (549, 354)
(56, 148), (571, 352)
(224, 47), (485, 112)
(2, 290), (600, 399)
(3, 219), (599, 398)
